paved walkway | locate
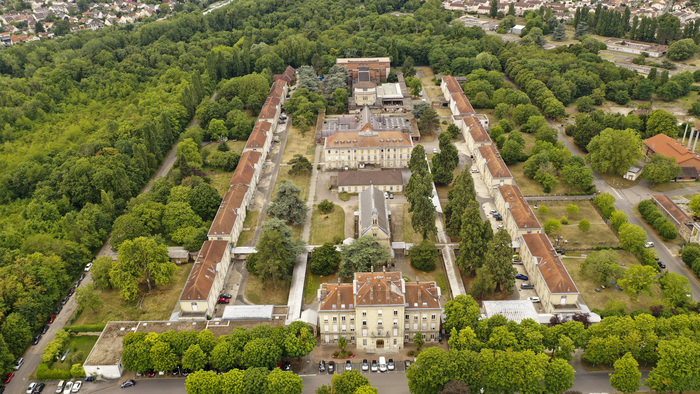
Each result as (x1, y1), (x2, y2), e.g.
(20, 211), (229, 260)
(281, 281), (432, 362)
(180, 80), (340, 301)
(287, 143), (323, 322)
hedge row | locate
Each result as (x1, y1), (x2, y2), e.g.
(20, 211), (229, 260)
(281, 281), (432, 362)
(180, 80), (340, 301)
(638, 200), (678, 240)
(64, 324), (107, 333)
(36, 363), (72, 381)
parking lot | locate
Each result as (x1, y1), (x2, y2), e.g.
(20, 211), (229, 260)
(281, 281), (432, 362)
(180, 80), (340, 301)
(316, 359), (411, 375)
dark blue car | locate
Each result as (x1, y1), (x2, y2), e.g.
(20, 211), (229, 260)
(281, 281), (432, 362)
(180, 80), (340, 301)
(515, 274), (528, 280)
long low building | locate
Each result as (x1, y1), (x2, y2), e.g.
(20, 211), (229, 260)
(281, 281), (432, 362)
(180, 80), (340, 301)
(178, 240), (231, 320)
(230, 150), (263, 190)
(456, 115), (492, 154)
(208, 184), (249, 243)
(494, 185), (543, 243)
(518, 233), (580, 315)
(474, 145), (514, 196)
(336, 169), (407, 193)
(244, 121), (273, 161)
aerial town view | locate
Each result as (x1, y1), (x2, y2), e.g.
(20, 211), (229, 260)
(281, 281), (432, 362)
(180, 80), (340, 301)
(2, 0), (700, 392)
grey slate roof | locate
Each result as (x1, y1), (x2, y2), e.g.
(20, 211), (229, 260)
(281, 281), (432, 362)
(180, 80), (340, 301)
(359, 186), (389, 237)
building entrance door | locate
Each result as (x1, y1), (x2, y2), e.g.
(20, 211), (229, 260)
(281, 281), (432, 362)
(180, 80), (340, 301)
(376, 339), (384, 349)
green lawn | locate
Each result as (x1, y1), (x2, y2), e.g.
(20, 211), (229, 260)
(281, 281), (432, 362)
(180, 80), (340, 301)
(282, 125), (316, 163)
(562, 251), (662, 313)
(273, 170), (311, 202)
(648, 180), (699, 192)
(508, 162), (574, 195)
(309, 205), (345, 245)
(236, 210), (260, 247)
(73, 263), (192, 325)
(531, 201), (619, 249)
(401, 204), (436, 244)
(49, 335), (99, 370)
(303, 272), (338, 305)
(244, 274), (289, 305)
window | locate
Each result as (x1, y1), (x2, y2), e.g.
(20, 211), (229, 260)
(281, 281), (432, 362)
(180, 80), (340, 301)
(341, 316), (346, 322)
(405, 334), (409, 341)
(362, 311), (367, 317)
(362, 320), (367, 326)
(405, 314), (409, 320)
(393, 328), (398, 336)
(333, 316), (337, 322)
(431, 314), (436, 320)
(324, 325), (329, 332)
(422, 323), (427, 330)
(393, 319), (398, 326)
(378, 329), (382, 336)
(191, 303), (198, 311)
(342, 324), (347, 331)
(413, 323), (418, 330)
(393, 339), (398, 346)
(423, 314), (427, 320)
(378, 319), (383, 326)
(378, 310), (383, 316)
(430, 334), (435, 340)
(362, 329), (368, 336)
(333, 324), (338, 331)
(394, 310), (398, 316)
(351, 336), (355, 341)
(324, 316), (329, 322)
(405, 323), (409, 330)
(363, 339), (367, 346)
(414, 315), (418, 320)
(431, 323), (436, 330)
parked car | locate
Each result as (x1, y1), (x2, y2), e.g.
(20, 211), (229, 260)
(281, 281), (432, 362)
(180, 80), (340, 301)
(55, 380), (64, 393)
(370, 360), (378, 372)
(378, 357), (387, 373)
(345, 360), (352, 371)
(217, 297), (230, 304)
(42, 325), (49, 334)
(26, 382), (37, 394)
(521, 283), (534, 290)
(404, 360), (412, 369)
(182, 369), (192, 377)
(283, 361), (292, 372)
(147, 370), (156, 378)
(14, 357), (24, 370)
(528, 297), (541, 303)
(67, 287), (75, 296)
(120, 380), (135, 388)
(512, 254), (520, 261)
(32, 382), (46, 393)
(62, 381), (73, 394)
(515, 274), (529, 280)
(219, 293), (232, 299)
(327, 361), (335, 374)
(84, 377), (96, 382)
(54, 305), (62, 314)
(361, 359), (369, 371)
(171, 367), (180, 376)
(645, 242), (654, 248)
(71, 381), (81, 392)
(387, 359), (395, 371)
(389, 193), (394, 199)
(84, 263), (93, 271)
(496, 224), (504, 230)
(433, 148), (438, 154)
(494, 214), (503, 221)
(658, 261), (666, 269)
(79, 273), (85, 281)
(48, 314), (56, 324)
(555, 248), (565, 255)
(318, 361), (326, 373)
(471, 169), (479, 173)
(33, 334), (42, 345)
(489, 210), (498, 215)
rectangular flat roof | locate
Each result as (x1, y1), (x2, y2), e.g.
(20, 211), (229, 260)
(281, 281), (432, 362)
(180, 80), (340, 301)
(222, 305), (274, 320)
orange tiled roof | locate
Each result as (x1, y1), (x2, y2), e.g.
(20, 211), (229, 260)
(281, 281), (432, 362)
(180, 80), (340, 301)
(645, 134), (700, 170)
(325, 131), (413, 149)
(462, 115), (491, 143)
(442, 75), (463, 95)
(478, 145), (512, 179)
(451, 92), (475, 115)
(498, 185), (541, 230)
(245, 121), (272, 150)
(521, 233), (578, 294)
(230, 150), (262, 186)
(652, 194), (692, 225)
(208, 184), (248, 238)
(259, 95), (281, 120)
(180, 240), (229, 301)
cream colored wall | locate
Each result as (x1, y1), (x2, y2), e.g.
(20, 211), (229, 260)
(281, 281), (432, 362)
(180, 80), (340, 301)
(338, 184), (403, 193)
(403, 308), (441, 343)
(355, 305), (404, 352)
(319, 310), (356, 344)
(324, 146), (412, 170)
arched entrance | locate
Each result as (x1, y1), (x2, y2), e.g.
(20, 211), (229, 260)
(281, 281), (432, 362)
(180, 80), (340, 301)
(376, 339), (384, 349)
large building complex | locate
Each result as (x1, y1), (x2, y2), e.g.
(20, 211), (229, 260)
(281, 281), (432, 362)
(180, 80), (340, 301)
(178, 240), (232, 319)
(336, 57), (391, 84)
(317, 271), (441, 353)
(644, 133), (700, 178)
(494, 185), (543, 242)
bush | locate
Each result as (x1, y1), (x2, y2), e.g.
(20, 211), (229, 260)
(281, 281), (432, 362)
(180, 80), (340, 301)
(658, 221), (677, 240)
(318, 199), (334, 214)
(65, 324), (107, 333)
(42, 330), (70, 364)
(36, 363), (72, 381)
(560, 216), (569, 225)
(539, 205), (549, 214)
(338, 192), (350, 201)
(309, 243), (341, 276)
(70, 364), (86, 378)
(566, 204), (579, 215)
(579, 219), (591, 232)
(681, 244), (700, 266)
(545, 219), (562, 234)
(409, 240), (438, 272)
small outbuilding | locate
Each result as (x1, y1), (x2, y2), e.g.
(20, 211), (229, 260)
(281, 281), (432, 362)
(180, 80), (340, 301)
(624, 166), (642, 181)
(511, 25), (526, 35)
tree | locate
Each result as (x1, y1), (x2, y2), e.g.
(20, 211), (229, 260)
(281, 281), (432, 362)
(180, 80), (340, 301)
(221, 369), (245, 393)
(610, 210), (628, 231)
(443, 295), (481, 333)
(566, 204), (580, 215)
(284, 321), (316, 359)
(544, 358), (576, 393)
(162, 201), (203, 238)
(410, 187), (437, 239)
(288, 154), (312, 176)
(339, 236), (390, 278)
(402, 56), (417, 78)
(409, 240), (438, 272)
(552, 23), (567, 41)
(407, 347), (450, 393)
(269, 181), (308, 226)
(618, 265), (657, 301)
(586, 128), (643, 176)
(242, 338), (282, 369)
(444, 169), (476, 237)
(332, 370), (370, 394)
(189, 183), (221, 221)
(1, 313), (33, 355)
(544, 219), (562, 235)
(176, 138), (203, 171)
(268, 368), (304, 394)
(185, 370), (222, 394)
(318, 199), (334, 214)
(110, 237), (177, 301)
(690, 194), (700, 216)
(469, 266), (494, 300)
(75, 283), (102, 312)
(610, 352), (641, 394)
(561, 163), (594, 191)
(243, 367), (271, 394)
(413, 332), (425, 351)
(489, 0), (498, 18)
(641, 154), (681, 184)
(580, 250), (624, 286)
(354, 386), (378, 394)
(456, 201), (492, 275)
(309, 243), (341, 276)
(122, 337), (153, 373)
(91, 256), (115, 290)
(252, 220), (304, 286)
(579, 219), (591, 232)
(484, 229), (516, 294)
(666, 38), (698, 60)
(150, 341), (178, 373)
(618, 224), (647, 255)
(646, 338), (700, 392)
(574, 22), (589, 39)
(405, 77), (423, 98)
(690, 101), (700, 116)
(659, 271), (691, 307)
(646, 110), (678, 138)
(211, 340), (239, 372)
(206, 150), (240, 172)
(418, 108), (439, 135)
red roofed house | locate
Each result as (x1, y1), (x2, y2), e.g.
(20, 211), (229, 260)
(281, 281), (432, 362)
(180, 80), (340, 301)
(519, 233), (580, 314)
(230, 150), (263, 194)
(178, 240), (231, 319)
(273, 65), (296, 85)
(440, 75), (463, 102)
(317, 270), (441, 352)
(474, 145), (514, 197)
(644, 134), (700, 180)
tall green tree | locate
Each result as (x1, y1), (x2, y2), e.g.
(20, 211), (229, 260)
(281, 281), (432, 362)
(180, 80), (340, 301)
(332, 370), (370, 394)
(250, 219), (304, 286)
(610, 352), (641, 394)
(418, 108), (439, 135)
(407, 347), (451, 393)
(339, 236), (390, 278)
(268, 181), (308, 226)
(586, 128), (643, 176)
(185, 370), (222, 394)
(484, 229), (516, 294)
(309, 242), (341, 276)
(641, 154), (681, 184)
(110, 237), (177, 301)
(456, 201), (492, 275)
(444, 169), (477, 237)
(267, 368), (303, 394)
(443, 295), (481, 333)
(618, 265), (657, 301)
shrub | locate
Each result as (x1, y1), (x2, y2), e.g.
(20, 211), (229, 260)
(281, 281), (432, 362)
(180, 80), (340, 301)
(42, 330), (70, 364)
(65, 324), (107, 333)
(539, 205), (549, 214)
(318, 199), (334, 214)
(560, 216), (569, 225)
(681, 244), (700, 266)
(578, 219), (591, 232)
(409, 240), (438, 272)
(338, 192), (350, 201)
(36, 363), (72, 381)
(70, 364), (86, 378)
(566, 204), (579, 215)
(545, 219), (562, 234)
(658, 221), (677, 240)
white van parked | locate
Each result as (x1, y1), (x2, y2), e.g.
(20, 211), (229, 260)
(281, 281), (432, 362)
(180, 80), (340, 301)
(378, 356), (387, 372)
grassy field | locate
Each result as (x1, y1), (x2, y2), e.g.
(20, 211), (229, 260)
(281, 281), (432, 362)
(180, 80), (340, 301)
(207, 171), (233, 197)
(310, 205), (345, 245)
(562, 251), (662, 313)
(531, 201), (619, 249)
(282, 125), (316, 163)
(74, 263), (192, 325)
(273, 170), (311, 202)
(236, 210), (260, 247)
(48, 335), (99, 371)
(244, 274), (289, 305)
(401, 204), (436, 244)
(648, 180), (700, 192)
(508, 162), (573, 195)
(304, 272), (338, 305)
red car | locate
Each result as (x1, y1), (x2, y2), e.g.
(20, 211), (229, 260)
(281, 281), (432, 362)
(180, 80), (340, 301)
(218, 297), (230, 304)
(48, 314), (56, 324)
(3, 372), (14, 383)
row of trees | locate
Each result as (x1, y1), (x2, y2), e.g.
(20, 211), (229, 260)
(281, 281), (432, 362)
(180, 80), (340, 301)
(638, 199), (679, 240)
(122, 322), (315, 375)
(406, 146), (437, 239)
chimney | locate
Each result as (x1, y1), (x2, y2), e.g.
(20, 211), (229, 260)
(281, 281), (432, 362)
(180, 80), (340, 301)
(371, 265), (374, 273)
(336, 278), (341, 305)
(369, 279), (374, 301)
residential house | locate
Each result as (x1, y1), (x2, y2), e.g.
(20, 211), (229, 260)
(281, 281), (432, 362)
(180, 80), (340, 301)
(474, 145), (514, 196)
(455, 115), (492, 154)
(244, 121), (273, 161)
(317, 271), (441, 353)
(323, 129), (413, 170)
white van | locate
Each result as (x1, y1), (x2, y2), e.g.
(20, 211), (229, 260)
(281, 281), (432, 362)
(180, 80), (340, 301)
(378, 356), (387, 372)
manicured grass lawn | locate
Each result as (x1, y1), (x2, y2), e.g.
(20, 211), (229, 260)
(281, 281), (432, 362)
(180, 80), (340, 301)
(49, 335), (99, 370)
(531, 201), (619, 249)
(303, 272), (337, 305)
(309, 205), (345, 245)
(282, 125), (315, 163)
(273, 170), (311, 202)
(508, 162), (573, 195)
(73, 263), (192, 325)
(244, 274), (289, 305)
(562, 251), (662, 313)
(236, 210), (260, 247)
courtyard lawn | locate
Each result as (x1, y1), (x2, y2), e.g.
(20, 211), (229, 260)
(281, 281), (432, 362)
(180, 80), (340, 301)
(562, 251), (662, 313)
(73, 263), (193, 325)
(244, 274), (289, 305)
(401, 204), (436, 244)
(531, 201), (620, 249)
(236, 210), (260, 247)
(508, 162), (572, 195)
(303, 272), (337, 305)
(207, 171), (234, 197)
(310, 205), (345, 245)
(282, 124), (316, 163)
(48, 335), (99, 371)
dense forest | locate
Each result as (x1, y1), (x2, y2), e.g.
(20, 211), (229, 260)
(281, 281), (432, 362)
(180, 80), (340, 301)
(0, 0), (698, 377)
